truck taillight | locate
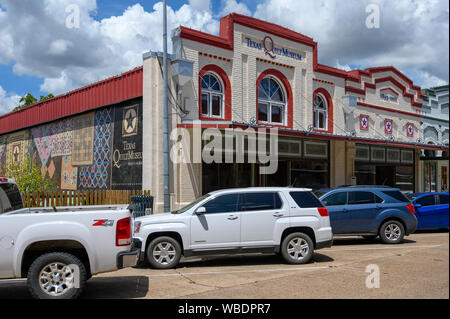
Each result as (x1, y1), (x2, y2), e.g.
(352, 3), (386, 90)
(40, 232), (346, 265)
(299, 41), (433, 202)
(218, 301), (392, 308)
(318, 207), (329, 217)
(116, 217), (131, 246)
(406, 204), (415, 215)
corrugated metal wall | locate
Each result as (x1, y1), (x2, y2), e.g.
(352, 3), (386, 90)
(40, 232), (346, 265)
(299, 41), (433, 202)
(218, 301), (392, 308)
(0, 67), (143, 135)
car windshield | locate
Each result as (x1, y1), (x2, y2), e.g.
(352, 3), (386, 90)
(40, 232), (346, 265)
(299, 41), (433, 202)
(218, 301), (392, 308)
(171, 194), (211, 214)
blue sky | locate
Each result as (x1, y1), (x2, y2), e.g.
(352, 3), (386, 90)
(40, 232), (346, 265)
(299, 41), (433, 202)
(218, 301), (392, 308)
(0, 0), (448, 114)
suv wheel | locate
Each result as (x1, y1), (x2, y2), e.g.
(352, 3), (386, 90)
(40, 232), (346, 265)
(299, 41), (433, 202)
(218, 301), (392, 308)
(27, 252), (87, 299)
(281, 232), (314, 264)
(147, 236), (182, 269)
(379, 221), (405, 244)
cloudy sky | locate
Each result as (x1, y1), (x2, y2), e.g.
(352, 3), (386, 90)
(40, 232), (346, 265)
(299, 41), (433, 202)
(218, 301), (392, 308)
(0, 0), (448, 115)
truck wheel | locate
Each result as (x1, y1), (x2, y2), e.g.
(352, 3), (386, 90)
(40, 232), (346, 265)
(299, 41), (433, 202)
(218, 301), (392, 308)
(27, 252), (87, 299)
(379, 220), (405, 244)
(281, 232), (314, 264)
(147, 236), (182, 269)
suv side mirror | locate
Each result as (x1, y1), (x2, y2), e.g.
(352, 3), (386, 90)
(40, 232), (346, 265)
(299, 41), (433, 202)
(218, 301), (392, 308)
(322, 200), (328, 206)
(414, 204), (422, 209)
(195, 207), (206, 215)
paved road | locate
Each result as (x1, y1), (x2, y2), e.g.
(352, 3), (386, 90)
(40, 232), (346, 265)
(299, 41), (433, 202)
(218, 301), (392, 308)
(1, 231), (448, 299)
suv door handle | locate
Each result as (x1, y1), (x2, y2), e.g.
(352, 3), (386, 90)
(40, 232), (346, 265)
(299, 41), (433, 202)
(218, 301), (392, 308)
(227, 215), (238, 220)
(273, 213), (284, 217)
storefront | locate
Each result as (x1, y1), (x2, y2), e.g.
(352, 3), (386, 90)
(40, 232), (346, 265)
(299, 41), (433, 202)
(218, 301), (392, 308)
(354, 144), (415, 192)
(202, 136), (329, 193)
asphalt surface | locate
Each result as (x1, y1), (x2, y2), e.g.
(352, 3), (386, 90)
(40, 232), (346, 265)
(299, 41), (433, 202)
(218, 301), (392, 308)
(0, 231), (448, 299)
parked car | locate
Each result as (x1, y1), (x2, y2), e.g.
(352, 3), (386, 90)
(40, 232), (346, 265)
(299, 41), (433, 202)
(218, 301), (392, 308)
(0, 178), (140, 299)
(406, 192), (449, 230)
(318, 186), (417, 244)
(133, 187), (333, 269)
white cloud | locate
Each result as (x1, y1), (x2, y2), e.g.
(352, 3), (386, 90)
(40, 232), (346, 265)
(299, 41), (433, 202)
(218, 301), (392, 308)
(254, 0), (449, 86)
(0, 0), (219, 96)
(0, 86), (21, 115)
(0, 0), (448, 111)
(219, 0), (251, 16)
(189, 0), (211, 12)
(335, 60), (352, 72)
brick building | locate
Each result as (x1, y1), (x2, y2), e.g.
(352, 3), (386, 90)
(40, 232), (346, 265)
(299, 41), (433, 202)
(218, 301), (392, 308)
(0, 13), (447, 212)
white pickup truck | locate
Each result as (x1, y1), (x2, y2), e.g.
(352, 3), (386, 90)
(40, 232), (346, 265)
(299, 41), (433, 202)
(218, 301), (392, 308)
(134, 187), (333, 269)
(0, 178), (140, 299)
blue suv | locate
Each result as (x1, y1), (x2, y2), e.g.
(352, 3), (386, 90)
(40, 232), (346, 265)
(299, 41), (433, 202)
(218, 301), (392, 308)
(318, 186), (418, 244)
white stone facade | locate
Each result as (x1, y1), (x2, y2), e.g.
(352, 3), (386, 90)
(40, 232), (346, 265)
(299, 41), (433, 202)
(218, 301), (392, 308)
(142, 13), (442, 211)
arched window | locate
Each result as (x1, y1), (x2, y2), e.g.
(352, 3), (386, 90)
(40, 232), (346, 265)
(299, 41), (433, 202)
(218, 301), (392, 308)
(258, 76), (286, 125)
(313, 94), (328, 130)
(201, 72), (224, 118)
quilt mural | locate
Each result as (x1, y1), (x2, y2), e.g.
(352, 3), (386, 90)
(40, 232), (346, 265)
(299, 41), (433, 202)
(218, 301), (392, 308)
(0, 98), (143, 190)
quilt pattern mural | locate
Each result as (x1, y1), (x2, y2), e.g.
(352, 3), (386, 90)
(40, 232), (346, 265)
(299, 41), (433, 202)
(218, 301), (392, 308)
(61, 155), (78, 190)
(78, 108), (113, 189)
(52, 119), (73, 157)
(31, 124), (53, 167)
(72, 112), (95, 166)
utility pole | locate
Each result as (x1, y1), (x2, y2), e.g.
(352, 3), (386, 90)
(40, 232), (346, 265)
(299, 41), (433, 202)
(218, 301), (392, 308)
(163, 0), (170, 212)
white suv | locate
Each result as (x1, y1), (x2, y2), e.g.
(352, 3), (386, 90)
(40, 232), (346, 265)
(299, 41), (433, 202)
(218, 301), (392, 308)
(133, 187), (333, 269)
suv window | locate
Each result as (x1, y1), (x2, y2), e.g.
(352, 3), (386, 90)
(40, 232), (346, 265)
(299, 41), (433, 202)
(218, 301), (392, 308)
(290, 192), (323, 208)
(348, 191), (383, 205)
(382, 191), (410, 203)
(439, 194), (449, 205)
(415, 195), (436, 207)
(202, 194), (239, 214)
(322, 192), (347, 206)
(240, 192), (282, 211)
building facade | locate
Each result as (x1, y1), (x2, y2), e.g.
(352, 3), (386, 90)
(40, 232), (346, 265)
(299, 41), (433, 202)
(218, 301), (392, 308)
(0, 13), (447, 212)
(0, 68), (144, 191)
(419, 85), (449, 192)
(142, 14), (444, 211)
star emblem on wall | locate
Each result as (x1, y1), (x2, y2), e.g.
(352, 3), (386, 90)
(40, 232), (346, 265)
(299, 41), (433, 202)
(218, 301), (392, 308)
(122, 106), (138, 137)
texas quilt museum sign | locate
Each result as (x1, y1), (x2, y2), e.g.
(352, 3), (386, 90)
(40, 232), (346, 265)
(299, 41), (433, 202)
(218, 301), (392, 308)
(245, 36), (303, 61)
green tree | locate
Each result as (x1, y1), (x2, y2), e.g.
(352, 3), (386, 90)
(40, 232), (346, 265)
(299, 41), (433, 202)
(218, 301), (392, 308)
(13, 93), (55, 111)
(1, 154), (56, 193)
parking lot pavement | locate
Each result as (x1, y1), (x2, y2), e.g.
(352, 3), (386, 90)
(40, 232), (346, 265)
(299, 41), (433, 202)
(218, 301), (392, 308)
(0, 231), (448, 299)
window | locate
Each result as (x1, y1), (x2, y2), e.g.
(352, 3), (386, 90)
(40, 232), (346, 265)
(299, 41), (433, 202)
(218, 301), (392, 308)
(258, 77), (286, 125)
(201, 73), (224, 118)
(0, 183), (23, 214)
(415, 195), (436, 207)
(322, 192), (348, 206)
(348, 191), (383, 205)
(439, 194), (449, 205)
(290, 192), (324, 208)
(240, 192), (282, 211)
(202, 194), (239, 214)
(313, 94), (328, 130)
(382, 191), (409, 203)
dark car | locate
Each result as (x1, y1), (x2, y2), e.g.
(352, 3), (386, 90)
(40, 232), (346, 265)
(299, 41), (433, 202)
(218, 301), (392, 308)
(407, 192), (449, 230)
(318, 186), (417, 244)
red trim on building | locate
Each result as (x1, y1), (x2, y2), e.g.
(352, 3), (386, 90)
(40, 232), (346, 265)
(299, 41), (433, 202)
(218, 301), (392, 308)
(0, 67), (143, 135)
(312, 88), (334, 134)
(256, 69), (294, 129)
(357, 102), (422, 118)
(198, 64), (232, 122)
